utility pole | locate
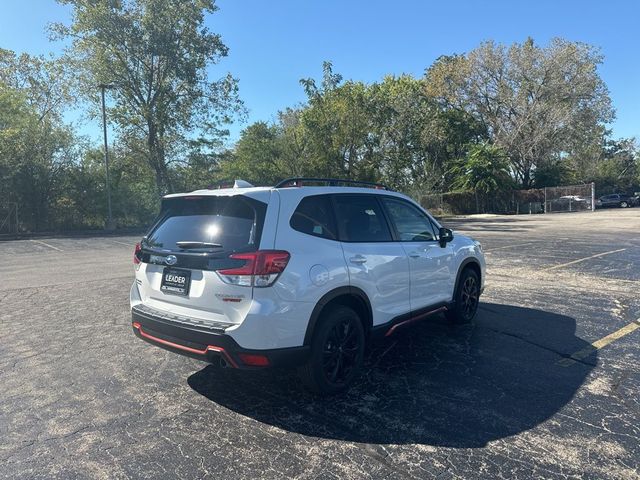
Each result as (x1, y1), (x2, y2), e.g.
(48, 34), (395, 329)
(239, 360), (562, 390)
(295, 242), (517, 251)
(99, 83), (115, 230)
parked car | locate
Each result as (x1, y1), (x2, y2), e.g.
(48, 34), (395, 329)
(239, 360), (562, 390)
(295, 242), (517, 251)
(130, 178), (486, 394)
(596, 193), (637, 209)
(554, 195), (591, 211)
(559, 195), (589, 203)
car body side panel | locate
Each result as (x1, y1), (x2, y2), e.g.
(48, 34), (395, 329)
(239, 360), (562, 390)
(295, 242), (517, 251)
(403, 241), (456, 308)
(341, 242), (411, 327)
(450, 234), (486, 293)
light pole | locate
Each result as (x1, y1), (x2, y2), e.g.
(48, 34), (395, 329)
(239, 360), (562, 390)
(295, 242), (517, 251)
(98, 83), (115, 230)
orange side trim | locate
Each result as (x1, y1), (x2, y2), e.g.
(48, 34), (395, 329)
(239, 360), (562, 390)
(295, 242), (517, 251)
(132, 322), (238, 368)
(385, 306), (448, 337)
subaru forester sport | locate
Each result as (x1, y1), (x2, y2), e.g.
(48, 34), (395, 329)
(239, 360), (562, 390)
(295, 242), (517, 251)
(131, 178), (486, 394)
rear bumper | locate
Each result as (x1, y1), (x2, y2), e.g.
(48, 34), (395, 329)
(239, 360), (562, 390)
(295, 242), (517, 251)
(131, 306), (310, 369)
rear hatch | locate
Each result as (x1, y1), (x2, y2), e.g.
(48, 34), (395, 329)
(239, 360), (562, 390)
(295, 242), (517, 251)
(134, 193), (268, 326)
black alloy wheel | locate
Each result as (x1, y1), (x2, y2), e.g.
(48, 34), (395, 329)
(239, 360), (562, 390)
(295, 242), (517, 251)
(322, 317), (360, 385)
(446, 268), (480, 324)
(299, 305), (365, 395)
(460, 274), (479, 320)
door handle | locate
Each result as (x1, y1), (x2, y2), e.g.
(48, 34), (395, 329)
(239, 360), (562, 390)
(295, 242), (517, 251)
(408, 251), (421, 258)
(349, 255), (367, 264)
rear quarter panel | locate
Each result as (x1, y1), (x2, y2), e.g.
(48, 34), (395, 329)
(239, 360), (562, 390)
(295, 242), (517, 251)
(269, 189), (349, 304)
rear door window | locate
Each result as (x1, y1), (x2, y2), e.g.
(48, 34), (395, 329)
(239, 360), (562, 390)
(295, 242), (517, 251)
(145, 195), (266, 253)
(290, 195), (337, 240)
(333, 195), (392, 242)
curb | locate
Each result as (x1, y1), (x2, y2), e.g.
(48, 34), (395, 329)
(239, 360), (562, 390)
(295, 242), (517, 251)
(0, 228), (147, 241)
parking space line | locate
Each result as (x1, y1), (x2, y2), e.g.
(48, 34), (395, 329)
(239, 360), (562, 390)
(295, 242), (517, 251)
(109, 239), (132, 246)
(544, 248), (626, 271)
(29, 239), (63, 252)
(557, 319), (640, 367)
(484, 242), (535, 252)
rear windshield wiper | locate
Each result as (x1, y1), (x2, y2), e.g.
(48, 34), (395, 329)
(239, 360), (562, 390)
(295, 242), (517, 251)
(176, 241), (223, 249)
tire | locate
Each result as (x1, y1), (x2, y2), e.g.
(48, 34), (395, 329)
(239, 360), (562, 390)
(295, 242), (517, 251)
(298, 305), (365, 395)
(620, 201), (629, 208)
(445, 268), (480, 324)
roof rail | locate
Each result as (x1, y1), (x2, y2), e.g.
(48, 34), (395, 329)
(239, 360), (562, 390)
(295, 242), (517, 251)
(275, 177), (391, 190)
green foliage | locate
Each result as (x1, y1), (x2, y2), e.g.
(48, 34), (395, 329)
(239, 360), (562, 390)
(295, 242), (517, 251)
(221, 122), (285, 185)
(1, 32), (636, 232)
(533, 161), (575, 188)
(0, 48), (161, 232)
(225, 66), (483, 193)
(0, 51), (80, 231)
(449, 143), (512, 194)
(591, 138), (639, 193)
(51, 0), (244, 195)
(425, 38), (614, 187)
(369, 76), (485, 194)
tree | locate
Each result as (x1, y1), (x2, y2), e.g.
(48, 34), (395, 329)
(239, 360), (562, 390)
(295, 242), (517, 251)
(277, 107), (312, 177)
(0, 48), (76, 123)
(425, 38), (614, 187)
(0, 50), (79, 231)
(51, 0), (244, 195)
(533, 160), (574, 187)
(592, 137), (639, 193)
(449, 142), (512, 194)
(221, 122), (283, 185)
(370, 75), (485, 193)
(220, 64), (485, 192)
(299, 62), (376, 180)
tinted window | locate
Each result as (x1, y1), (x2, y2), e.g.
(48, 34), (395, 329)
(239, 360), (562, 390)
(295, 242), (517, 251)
(146, 195), (266, 253)
(334, 195), (392, 242)
(290, 195), (337, 240)
(382, 198), (437, 242)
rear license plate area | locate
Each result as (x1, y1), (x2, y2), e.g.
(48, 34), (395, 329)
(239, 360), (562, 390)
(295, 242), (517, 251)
(161, 268), (191, 296)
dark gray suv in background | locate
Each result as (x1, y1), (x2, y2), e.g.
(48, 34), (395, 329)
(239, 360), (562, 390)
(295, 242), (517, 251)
(596, 193), (638, 208)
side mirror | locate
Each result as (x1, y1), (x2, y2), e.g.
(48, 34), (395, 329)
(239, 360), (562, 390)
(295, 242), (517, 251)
(439, 227), (453, 248)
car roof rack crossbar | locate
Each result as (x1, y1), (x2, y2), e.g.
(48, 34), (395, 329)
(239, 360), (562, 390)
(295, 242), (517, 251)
(275, 177), (391, 190)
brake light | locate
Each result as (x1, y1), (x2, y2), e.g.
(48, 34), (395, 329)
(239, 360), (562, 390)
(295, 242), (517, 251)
(133, 242), (141, 265)
(216, 250), (290, 287)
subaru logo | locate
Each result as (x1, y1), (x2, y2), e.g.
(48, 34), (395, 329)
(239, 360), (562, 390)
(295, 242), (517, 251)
(165, 255), (178, 266)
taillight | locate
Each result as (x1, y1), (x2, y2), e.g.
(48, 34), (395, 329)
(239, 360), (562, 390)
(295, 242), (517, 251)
(133, 242), (142, 265)
(216, 250), (290, 287)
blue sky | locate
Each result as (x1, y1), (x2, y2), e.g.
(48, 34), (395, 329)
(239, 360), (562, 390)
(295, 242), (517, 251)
(1, 0), (639, 144)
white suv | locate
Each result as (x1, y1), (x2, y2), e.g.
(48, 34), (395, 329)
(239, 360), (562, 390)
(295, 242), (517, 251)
(130, 178), (485, 394)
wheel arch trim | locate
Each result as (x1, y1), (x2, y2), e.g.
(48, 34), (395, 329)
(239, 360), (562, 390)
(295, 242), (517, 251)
(454, 257), (482, 296)
(303, 286), (373, 346)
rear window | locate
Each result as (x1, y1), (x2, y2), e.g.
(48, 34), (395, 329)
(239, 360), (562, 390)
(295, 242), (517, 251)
(145, 195), (267, 253)
(290, 195), (337, 240)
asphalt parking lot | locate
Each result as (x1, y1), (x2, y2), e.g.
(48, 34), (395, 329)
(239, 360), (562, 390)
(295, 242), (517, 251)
(1, 208), (639, 479)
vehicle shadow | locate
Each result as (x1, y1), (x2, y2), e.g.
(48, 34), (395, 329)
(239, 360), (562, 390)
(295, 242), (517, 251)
(187, 302), (595, 448)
